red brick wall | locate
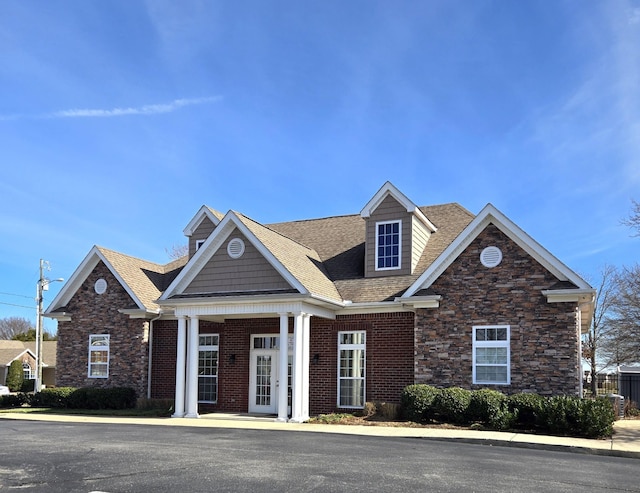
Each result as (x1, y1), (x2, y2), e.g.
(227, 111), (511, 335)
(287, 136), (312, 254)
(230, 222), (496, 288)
(150, 312), (415, 415)
(414, 224), (581, 396)
(56, 261), (149, 397)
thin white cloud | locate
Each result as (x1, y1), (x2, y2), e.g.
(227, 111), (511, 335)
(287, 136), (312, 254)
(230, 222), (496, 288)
(0, 96), (221, 121)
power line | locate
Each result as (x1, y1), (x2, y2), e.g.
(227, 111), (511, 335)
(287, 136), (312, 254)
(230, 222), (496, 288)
(0, 291), (33, 299)
(0, 301), (33, 310)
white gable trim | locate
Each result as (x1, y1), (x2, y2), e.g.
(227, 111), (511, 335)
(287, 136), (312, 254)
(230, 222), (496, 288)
(183, 205), (222, 237)
(161, 211), (306, 300)
(44, 246), (147, 315)
(404, 203), (592, 297)
(360, 181), (437, 232)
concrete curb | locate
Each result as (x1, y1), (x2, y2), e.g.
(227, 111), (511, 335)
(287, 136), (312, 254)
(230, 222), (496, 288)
(1, 412), (638, 459)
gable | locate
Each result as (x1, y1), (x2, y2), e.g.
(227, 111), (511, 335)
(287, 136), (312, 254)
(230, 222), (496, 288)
(364, 194), (412, 277)
(184, 228), (294, 295)
(189, 215), (217, 258)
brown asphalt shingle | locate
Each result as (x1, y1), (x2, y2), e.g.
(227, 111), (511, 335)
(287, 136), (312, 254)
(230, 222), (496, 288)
(92, 203), (473, 308)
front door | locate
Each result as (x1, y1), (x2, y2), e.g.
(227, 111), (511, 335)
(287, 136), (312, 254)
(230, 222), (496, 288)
(249, 335), (292, 414)
(249, 350), (278, 414)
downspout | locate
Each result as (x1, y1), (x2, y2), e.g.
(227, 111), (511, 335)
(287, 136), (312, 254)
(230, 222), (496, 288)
(147, 313), (163, 399)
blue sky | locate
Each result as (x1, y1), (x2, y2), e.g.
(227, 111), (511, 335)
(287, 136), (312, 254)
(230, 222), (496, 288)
(1, 1), (639, 334)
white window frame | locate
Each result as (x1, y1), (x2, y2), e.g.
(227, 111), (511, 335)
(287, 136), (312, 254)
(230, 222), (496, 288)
(472, 325), (510, 385)
(22, 362), (33, 380)
(198, 334), (219, 403)
(195, 239), (206, 251)
(88, 334), (110, 379)
(375, 220), (402, 271)
(337, 331), (366, 408)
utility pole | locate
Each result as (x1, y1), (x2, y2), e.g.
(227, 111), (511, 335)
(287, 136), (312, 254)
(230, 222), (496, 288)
(34, 259), (63, 393)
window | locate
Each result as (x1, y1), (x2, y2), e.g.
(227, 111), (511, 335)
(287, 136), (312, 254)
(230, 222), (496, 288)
(376, 220), (401, 270)
(195, 239), (206, 251)
(88, 334), (110, 378)
(22, 362), (33, 380)
(198, 334), (219, 403)
(473, 325), (510, 385)
(338, 331), (365, 408)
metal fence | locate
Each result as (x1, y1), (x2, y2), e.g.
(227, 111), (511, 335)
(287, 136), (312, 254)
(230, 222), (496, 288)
(619, 373), (640, 405)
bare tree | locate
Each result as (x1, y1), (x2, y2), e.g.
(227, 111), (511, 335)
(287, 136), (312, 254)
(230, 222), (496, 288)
(166, 243), (188, 260)
(0, 316), (33, 339)
(600, 264), (640, 366)
(582, 265), (618, 394)
(621, 199), (640, 236)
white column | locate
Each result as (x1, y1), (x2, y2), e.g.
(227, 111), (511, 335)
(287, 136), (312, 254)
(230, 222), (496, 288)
(172, 316), (187, 418)
(185, 316), (200, 418)
(301, 313), (311, 421)
(276, 313), (289, 422)
(290, 312), (308, 423)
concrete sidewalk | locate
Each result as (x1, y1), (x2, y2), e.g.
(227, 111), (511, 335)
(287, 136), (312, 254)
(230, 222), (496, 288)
(1, 412), (639, 459)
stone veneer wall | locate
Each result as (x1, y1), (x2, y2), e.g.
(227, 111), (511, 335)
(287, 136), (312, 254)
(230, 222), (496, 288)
(414, 224), (581, 396)
(56, 261), (149, 397)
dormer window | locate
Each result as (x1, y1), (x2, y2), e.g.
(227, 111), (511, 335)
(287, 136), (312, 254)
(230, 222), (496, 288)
(376, 220), (401, 270)
(195, 239), (206, 251)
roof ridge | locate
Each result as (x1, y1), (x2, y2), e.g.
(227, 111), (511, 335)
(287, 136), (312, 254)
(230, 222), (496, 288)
(234, 211), (318, 253)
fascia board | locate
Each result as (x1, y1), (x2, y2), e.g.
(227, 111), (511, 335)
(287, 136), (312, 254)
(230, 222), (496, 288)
(395, 295), (442, 309)
(45, 246), (101, 314)
(44, 246), (147, 314)
(161, 212), (306, 300)
(182, 205), (221, 237)
(541, 288), (596, 303)
(360, 182), (436, 232)
(404, 203), (592, 297)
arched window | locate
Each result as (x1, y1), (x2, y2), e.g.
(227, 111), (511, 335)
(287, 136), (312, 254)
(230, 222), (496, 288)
(22, 362), (33, 380)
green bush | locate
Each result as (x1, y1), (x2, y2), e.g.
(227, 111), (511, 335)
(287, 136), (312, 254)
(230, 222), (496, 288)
(433, 387), (472, 424)
(509, 392), (545, 430)
(537, 395), (615, 438)
(6, 360), (24, 392)
(31, 387), (76, 408)
(67, 387), (137, 410)
(468, 388), (514, 430)
(20, 379), (35, 393)
(400, 384), (441, 422)
(0, 392), (30, 408)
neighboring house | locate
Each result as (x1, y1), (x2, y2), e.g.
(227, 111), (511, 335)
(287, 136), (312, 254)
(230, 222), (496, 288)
(0, 340), (57, 388)
(45, 182), (594, 421)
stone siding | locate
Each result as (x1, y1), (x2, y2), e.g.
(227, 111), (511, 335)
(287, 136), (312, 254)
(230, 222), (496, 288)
(414, 224), (581, 395)
(56, 261), (149, 397)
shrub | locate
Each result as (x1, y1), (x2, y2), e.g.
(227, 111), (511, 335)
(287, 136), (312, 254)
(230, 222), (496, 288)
(400, 384), (441, 423)
(20, 379), (35, 393)
(576, 398), (615, 438)
(31, 387), (76, 408)
(468, 388), (513, 430)
(136, 398), (174, 413)
(6, 360), (24, 392)
(509, 392), (545, 430)
(0, 392), (29, 408)
(433, 387), (472, 424)
(67, 387), (137, 410)
(360, 401), (377, 417)
(537, 395), (615, 438)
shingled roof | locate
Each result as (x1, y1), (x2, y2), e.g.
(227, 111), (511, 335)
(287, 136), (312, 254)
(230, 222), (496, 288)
(47, 201), (475, 313)
(269, 203), (474, 302)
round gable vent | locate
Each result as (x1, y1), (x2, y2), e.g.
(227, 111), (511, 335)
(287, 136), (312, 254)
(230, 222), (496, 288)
(480, 246), (502, 268)
(227, 238), (245, 259)
(94, 278), (108, 294)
